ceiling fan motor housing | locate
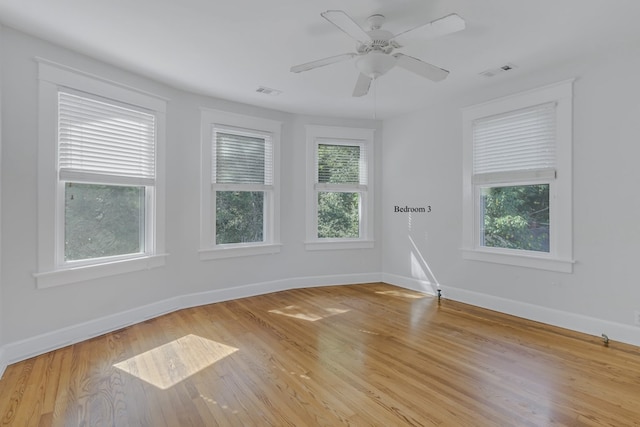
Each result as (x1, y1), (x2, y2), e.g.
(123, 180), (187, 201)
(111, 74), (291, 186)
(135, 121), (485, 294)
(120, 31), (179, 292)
(356, 28), (398, 54)
(355, 20), (399, 78)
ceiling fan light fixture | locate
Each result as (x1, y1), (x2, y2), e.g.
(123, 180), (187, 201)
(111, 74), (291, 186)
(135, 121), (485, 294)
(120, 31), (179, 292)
(356, 51), (397, 78)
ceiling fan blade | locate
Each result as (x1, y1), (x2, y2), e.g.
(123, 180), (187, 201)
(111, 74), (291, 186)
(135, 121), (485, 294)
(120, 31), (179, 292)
(393, 53), (449, 82)
(352, 73), (373, 97)
(321, 10), (371, 43)
(290, 53), (357, 73)
(391, 13), (465, 45)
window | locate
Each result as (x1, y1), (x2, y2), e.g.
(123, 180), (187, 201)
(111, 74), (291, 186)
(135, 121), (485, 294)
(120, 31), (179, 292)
(306, 125), (375, 250)
(35, 60), (166, 288)
(462, 80), (574, 272)
(200, 110), (281, 260)
(59, 92), (154, 262)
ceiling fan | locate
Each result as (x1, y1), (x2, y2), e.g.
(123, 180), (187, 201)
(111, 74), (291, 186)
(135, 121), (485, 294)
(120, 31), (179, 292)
(291, 10), (465, 97)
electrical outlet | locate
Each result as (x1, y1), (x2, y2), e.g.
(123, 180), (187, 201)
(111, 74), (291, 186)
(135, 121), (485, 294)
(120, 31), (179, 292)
(635, 310), (640, 326)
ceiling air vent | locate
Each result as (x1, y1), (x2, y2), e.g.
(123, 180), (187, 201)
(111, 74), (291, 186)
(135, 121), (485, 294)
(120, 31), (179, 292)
(256, 86), (282, 96)
(479, 63), (518, 78)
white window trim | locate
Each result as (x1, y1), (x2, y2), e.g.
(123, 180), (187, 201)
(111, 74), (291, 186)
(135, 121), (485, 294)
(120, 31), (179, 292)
(462, 79), (574, 273)
(199, 109), (281, 260)
(305, 125), (375, 251)
(35, 59), (167, 288)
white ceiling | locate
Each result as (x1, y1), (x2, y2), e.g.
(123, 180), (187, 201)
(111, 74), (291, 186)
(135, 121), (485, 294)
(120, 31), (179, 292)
(1, 0), (639, 119)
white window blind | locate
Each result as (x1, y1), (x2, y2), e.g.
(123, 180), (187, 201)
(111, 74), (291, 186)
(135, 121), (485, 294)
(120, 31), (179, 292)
(58, 91), (156, 185)
(316, 142), (367, 187)
(473, 102), (556, 176)
(212, 130), (273, 186)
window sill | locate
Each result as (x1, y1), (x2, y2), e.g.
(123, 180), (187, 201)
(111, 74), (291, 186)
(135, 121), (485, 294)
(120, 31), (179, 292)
(199, 243), (282, 260)
(34, 254), (168, 289)
(461, 248), (574, 273)
(305, 239), (375, 251)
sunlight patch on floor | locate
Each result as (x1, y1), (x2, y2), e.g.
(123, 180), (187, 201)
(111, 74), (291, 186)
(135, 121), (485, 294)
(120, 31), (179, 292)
(114, 334), (238, 389)
(375, 290), (426, 299)
(268, 305), (350, 321)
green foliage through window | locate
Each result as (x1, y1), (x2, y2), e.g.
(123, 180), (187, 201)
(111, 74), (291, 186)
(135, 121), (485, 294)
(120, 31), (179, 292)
(318, 192), (360, 238)
(216, 191), (264, 244)
(481, 184), (549, 252)
(65, 183), (144, 261)
(316, 143), (362, 238)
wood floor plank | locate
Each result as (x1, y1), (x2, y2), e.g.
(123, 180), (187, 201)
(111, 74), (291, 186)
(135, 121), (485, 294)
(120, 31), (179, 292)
(1, 283), (640, 426)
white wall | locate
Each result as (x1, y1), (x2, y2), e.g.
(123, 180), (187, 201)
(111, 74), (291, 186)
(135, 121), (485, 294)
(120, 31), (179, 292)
(0, 26), (382, 364)
(382, 46), (640, 346)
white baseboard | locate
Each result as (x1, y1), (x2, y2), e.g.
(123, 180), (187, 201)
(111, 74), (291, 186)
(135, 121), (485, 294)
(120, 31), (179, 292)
(179, 273), (382, 309)
(382, 275), (640, 347)
(2, 297), (181, 369)
(1, 272), (382, 368)
(0, 347), (7, 380)
(5, 271), (635, 372)
(438, 284), (640, 347)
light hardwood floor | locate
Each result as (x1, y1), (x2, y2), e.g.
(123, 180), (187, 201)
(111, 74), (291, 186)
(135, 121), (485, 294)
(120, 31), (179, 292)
(1, 283), (639, 426)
